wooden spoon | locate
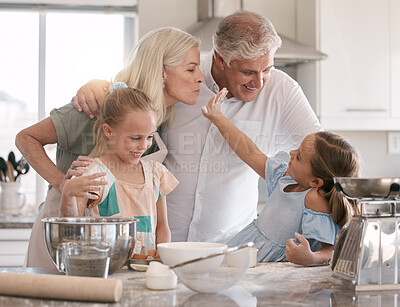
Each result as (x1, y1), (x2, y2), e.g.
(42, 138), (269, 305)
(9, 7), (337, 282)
(5, 161), (15, 182)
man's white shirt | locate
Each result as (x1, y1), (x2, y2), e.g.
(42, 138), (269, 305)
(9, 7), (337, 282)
(163, 52), (322, 243)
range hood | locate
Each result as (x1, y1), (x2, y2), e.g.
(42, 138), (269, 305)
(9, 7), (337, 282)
(187, 16), (327, 67)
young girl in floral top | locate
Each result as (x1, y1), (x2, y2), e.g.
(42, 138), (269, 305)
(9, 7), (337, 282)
(61, 83), (178, 259)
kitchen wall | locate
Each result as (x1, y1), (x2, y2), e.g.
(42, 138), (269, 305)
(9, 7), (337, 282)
(332, 131), (400, 178)
(137, 0), (400, 178)
(240, 1), (400, 179)
(138, 0), (197, 37)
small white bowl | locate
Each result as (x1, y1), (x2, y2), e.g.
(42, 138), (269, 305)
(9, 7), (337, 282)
(145, 274), (177, 290)
(226, 247), (257, 268)
(145, 262), (177, 290)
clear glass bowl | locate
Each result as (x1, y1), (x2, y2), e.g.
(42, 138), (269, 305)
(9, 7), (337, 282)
(61, 241), (111, 278)
(171, 243), (252, 293)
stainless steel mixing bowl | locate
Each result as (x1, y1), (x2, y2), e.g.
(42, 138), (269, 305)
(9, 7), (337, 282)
(334, 177), (400, 199)
(42, 217), (137, 274)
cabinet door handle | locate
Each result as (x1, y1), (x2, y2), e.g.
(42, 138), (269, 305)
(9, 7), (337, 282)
(345, 108), (387, 112)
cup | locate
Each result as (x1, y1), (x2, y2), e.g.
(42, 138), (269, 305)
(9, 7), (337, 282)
(249, 248), (258, 268)
(57, 242), (111, 278)
(0, 181), (25, 215)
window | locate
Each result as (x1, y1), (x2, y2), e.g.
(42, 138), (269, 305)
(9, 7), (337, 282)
(0, 4), (136, 209)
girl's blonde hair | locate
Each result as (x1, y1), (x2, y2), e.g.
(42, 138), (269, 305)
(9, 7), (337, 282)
(92, 87), (156, 157)
(310, 132), (361, 227)
(114, 27), (199, 126)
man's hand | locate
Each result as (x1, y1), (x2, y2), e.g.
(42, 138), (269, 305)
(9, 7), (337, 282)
(72, 79), (111, 118)
(201, 88), (228, 123)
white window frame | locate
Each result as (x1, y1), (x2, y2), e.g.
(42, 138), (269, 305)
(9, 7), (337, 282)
(0, 2), (138, 205)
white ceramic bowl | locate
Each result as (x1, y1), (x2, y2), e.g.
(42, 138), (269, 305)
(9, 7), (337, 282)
(157, 242), (227, 266)
(157, 242), (227, 275)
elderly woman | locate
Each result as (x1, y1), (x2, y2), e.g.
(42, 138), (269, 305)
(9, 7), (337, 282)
(16, 27), (204, 267)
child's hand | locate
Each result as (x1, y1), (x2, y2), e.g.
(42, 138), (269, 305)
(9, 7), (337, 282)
(54, 156), (95, 193)
(201, 88), (228, 122)
(286, 232), (314, 266)
(62, 172), (107, 199)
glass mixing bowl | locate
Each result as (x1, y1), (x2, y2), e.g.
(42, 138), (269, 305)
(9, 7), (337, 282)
(170, 242), (253, 293)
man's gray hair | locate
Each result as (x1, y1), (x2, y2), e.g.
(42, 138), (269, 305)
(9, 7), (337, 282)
(212, 10), (282, 66)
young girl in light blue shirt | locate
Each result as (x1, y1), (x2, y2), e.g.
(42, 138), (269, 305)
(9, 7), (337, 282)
(202, 89), (360, 266)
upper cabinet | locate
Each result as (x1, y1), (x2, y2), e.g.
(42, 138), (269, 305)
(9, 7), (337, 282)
(390, 0), (400, 121)
(318, 0), (400, 130)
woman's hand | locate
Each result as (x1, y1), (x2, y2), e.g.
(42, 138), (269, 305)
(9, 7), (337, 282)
(201, 88), (228, 123)
(64, 156), (94, 180)
(72, 79), (111, 118)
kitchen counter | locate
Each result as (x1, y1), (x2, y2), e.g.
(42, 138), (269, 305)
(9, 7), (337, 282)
(0, 262), (398, 306)
(0, 215), (35, 229)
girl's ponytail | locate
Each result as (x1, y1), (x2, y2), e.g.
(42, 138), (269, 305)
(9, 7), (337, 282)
(326, 187), (350, 227)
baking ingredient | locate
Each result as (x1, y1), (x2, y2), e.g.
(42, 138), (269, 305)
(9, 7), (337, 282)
(145, 261), (177, 290)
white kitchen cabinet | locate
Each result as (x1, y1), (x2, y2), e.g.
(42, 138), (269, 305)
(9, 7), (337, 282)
(318, 0), (400, 130)
(390, 0), (400, 120)
(0, 228), (31, 267)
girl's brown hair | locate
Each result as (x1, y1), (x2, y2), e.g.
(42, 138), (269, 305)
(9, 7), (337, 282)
(310, 131), (361, 227)
(92, 87), (156, 157)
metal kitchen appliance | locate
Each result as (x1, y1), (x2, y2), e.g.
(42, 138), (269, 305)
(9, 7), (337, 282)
(331, 177), (400, 291)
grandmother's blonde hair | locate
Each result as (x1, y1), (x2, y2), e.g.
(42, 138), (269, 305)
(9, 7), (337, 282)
(114, 27), (199, 126)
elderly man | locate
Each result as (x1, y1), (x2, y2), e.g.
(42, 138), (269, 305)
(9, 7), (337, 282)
(74, 11), (321, 243)
(163, 11), (321, 242)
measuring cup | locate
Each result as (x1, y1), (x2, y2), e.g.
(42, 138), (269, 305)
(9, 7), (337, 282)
(57, 242), (111, 278)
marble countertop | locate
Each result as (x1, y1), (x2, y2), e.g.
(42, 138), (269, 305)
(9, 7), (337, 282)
(0, 215), (35, 229)
(0, 262), (398, 306)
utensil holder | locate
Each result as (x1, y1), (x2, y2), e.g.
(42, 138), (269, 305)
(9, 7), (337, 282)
(0, 181), (25, 215)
